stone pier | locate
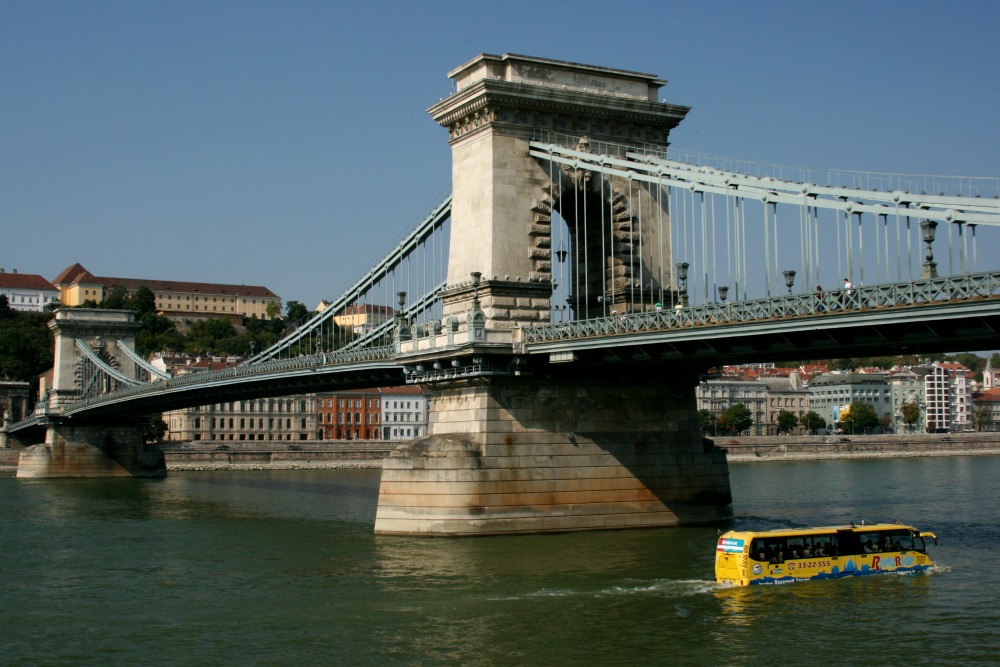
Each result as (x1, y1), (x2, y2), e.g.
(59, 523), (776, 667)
(17, 423), (166, 478)
(374, 370), (731, 535)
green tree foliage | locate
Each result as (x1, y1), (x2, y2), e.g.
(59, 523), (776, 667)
(0, 310), (55, 381)
(142, 416), (168, 443)
(900, 401), (921, 432)
(776, 409), (799, 434)
(0, 294), (10, 315)
(186, 318), (238, 355)
(829, 358), (856, 372)
(135, 313), (185, 356)
(100, 286), (129, 309)
(718, 403), (753, 435)
(285, 300), (309, 323)
(129, 286), (157, 315)
(840, 400), (880, 434)
(948, 352), (980, 372)
(266, 301), (282, 320)
(799, 411), (826, 434)
(698, 409), (716, 435)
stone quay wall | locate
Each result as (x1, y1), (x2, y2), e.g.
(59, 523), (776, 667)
(719, 432), (1000, 462)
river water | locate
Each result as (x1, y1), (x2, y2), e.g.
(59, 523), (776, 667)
(2, 455), (998, 666)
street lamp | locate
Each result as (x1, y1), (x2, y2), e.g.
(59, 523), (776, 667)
(470, 272), (481, 303)
(783, 270), (796, 294)
(675, 262), (689, 307)
(919, 220), (938, 278)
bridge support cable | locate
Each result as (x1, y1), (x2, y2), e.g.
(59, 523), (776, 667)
(245, 195), (452, 364)
(115, 340), (170, 381)
(74, 339), (142, 396)
(529, 135), (999, 307)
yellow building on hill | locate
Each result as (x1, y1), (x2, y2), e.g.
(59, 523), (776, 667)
(52, 263), (281, 320)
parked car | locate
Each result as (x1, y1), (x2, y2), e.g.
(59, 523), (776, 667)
(288, 445), (303, 451)
(214, 444), (230, 451)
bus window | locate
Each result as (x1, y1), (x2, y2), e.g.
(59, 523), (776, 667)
(765, 539), (787, 564)
(819, 536), (838, 557)
(786, 537), (806, 559)
(882, 530), (917, 552)
(750, 539), (767, 562)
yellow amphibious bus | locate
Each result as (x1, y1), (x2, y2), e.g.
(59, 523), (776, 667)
(715, 523), (937, 586)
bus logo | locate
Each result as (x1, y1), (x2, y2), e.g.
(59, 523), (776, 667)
(717, 538), (744, 553)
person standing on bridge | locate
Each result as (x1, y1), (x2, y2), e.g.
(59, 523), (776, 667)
(842, 278), (854, 308)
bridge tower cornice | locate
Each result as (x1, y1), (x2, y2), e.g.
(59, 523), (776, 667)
(429, 52), (689, 146)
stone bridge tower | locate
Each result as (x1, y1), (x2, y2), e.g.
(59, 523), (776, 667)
(16, 308), (164, 478)
(429, 53), (690, 324)
(375, 55), (731, 536)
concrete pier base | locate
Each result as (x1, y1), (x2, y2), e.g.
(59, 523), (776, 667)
(374, 372), (732, 536)
(17, 424), (166, 478)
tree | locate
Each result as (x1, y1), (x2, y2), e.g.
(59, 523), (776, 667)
(840, 400), (880, 434)
(800, 411), (826, 434)
(829, 358), (856, 372)
(129, 286), (157, 315)
(266, 301), (282, 320)
(698, 409), (717, 436)
(0, 293), (11, 317)
(186, 318), (238, 355)
(101, 286), (129, 309)
(972, 404), (992, 432)
(135, 312), (185, 356)
(900, 401), (921, 433)
(776, 409), (799, 434)
(718, 403), (753, 435)
(143, 416), (168, 443)
(285, 300), (309, 323)
(0, 311), (55, 381)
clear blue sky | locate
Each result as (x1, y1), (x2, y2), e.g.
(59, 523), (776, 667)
(2, 0), (998, 310)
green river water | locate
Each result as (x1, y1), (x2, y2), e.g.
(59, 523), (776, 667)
(2, 455), (997, 666)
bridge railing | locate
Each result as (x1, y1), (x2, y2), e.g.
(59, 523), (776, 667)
(521, 272), (1000, 344)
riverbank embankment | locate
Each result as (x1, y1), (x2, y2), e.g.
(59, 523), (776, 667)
(0, 441), (393, 473)
(3, 434), (999, 473)
(718, 432), (1000, 462)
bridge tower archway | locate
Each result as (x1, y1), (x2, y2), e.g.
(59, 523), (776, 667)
(429, 53), (688, 327)
(541, 146), (675, 320)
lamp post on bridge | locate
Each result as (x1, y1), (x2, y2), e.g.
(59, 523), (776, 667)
(919, 220), (938, 279)
(783, 270), (796, 294)
(718, 285), (730, 323)
(675, 262), (689, 308)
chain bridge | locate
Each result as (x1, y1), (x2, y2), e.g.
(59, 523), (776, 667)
(7, 54), (1000, 535)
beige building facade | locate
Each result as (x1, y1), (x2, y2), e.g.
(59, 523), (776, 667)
(52, 263), (281, 320)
